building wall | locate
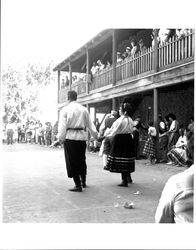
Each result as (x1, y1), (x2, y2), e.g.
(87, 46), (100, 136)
(131, 81), (194, 127)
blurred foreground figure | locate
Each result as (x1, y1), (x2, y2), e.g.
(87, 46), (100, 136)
(155, 131), (194, 223)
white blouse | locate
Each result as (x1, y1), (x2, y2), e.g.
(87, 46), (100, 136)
(105, 115), (134, 138)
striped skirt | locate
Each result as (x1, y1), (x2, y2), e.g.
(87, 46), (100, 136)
(143, 136), (156, 158)
(167, 148), (188, 167)
(105, 133), (135, 173)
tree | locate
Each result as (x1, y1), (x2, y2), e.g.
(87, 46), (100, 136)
(2, 61), (57, 124)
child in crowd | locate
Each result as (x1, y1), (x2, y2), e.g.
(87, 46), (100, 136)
(143, 121), (157, 164)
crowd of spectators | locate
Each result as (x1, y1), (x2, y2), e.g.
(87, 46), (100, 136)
(3, 120), (59, 147)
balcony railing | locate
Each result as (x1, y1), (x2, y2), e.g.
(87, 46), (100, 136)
(58, 31), (194, 104)
(116, 47), (154, 82)
(158, 31), (194, 68)
(89, 67), (113, 91)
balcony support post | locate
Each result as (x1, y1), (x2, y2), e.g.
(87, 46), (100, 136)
(57, 70), (61, 120)
(154, 29), (159, 72)
(112, 97), (117, 111)
(69, 62), (72, 90)
(86, 48), (90, 94)
(57, 70), (61, 103)
(153, 88), (159, 160)
(112, 29), (117, 86)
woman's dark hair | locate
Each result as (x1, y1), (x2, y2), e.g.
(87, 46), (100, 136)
(68, 90), (77, 101)
(168, 113), (176, 120)
(148, 120), (153, 126)
(121, 103), (132, 117)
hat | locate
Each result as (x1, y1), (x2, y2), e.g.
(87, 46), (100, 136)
(126, 46), (131, 51)
(117, 52), (121, 55)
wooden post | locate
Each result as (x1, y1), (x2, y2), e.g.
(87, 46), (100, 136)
(153, 29), (159, 72)
(112, 98), (117, 111)
(57, 70), (61, 104)
(153, 88), (159, 160)
(112, 29), (117, 86)
(86, 48), (90, 94)
(69, 62), (72, 90)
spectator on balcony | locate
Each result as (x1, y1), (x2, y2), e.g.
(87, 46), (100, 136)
(158, 28), (171, 44)
(61, 79), (66, 89)
(139, 39), (147, 52)
(116, 52), (123, 63)
(122, 47), (131, 60)
(105, 60), (111, 69)
(65, 76), (69, 87)
(97, 59), (105, 71)
(130, 39), (139, 57)
(91, 61), (98, 76)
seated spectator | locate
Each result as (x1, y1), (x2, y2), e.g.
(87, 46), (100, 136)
(116, 52), (123, 63)
(91, 61), (98, 75)
(97, 59), (105, 71)
(155, 130), (194, 223)
(139, 39), (147, 52)
(130, 39), (139, 57)
(167, 127), (188, 167)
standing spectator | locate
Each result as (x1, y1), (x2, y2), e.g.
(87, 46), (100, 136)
(105, 61), (111, 69)
(20, 125), (26, 143)
(38, 123), (45, 146)
(52, 121), (58, 143)
(6, 121), (15, 145)
(116, 52), (123, 63)
(133, 117), (147, 160)
(187, 116), (194, 132)
(97, 60), (105, 71)
(130, 39), (139, 57)
(17, 123), (22, 143)
(29, 121), (35, 143)
(143, 121), (157, 164)
(99, 110), (117, 167)
(167, 113), (180, 150)
(138, 39), (147, 52)
(158, 114), (168, 163)
(54, 90), (98, 192)
(65, 76), (69, 87)
(155, 131), (194, 223)
(61, 79), (66, 89)
(91, 62), (98, 76)
(104, 103), (135, 187)
(45, 122), (52, 146)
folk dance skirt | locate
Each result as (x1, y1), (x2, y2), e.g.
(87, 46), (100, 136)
(105, 134), (135, 173)
(143, 136), (156, 158)
(63, 139), (87, 178)
(167, 148), (188, 167)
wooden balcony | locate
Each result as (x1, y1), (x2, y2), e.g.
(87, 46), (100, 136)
(58, 31), (194, 105)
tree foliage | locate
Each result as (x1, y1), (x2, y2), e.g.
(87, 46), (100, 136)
(2, 61), (56, 124)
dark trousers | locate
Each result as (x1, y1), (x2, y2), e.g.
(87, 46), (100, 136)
(64, 140), (87, 187)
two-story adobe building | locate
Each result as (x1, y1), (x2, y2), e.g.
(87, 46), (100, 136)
(54, 29), (194, 135)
